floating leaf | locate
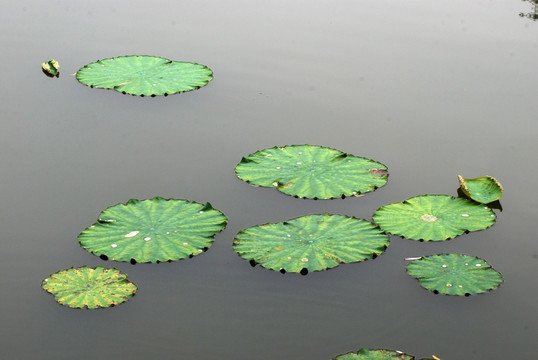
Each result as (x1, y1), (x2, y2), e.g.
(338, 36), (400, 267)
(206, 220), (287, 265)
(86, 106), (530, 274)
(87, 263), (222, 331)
(333, 348), (414, 359)
(233, 214), (389, 274)
(42, 59), (59, 77)
(76, 55), (213, 96)
(78, 197), (227, 263)
(42, 266), (137, 309)
(235, 145), (388, 199)
(458, 175), (503, 204)
(406, 254), (503, 296)
(372, 195), (496, 241)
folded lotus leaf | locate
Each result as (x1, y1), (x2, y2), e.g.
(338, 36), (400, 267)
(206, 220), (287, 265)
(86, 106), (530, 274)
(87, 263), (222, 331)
(406, 253), (503, 296)
(78, 197), (227, 263)
(42, 59), (60, 77)
(76, 55), (213, 96)
(42, 266), (137, 309)
(233, 214), (389, 274)
(458, 175), (503, 204)
(235, 145), (388, 199)
(372, 195), (496, 241)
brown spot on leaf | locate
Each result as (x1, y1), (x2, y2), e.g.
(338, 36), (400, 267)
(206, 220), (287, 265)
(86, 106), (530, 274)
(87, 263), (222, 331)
(369, 169), (388, 176)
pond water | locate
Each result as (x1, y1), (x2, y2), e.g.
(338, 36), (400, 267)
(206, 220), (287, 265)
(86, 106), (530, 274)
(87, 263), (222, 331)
(1, 1), (537, 359)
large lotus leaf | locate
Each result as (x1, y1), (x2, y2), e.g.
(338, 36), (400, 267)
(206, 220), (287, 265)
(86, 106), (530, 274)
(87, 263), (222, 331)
(458, 175), (503, 204)
(42, 266), (137, 309)
(235, 145), (388, 199)
(76, 55), (213, 96)
(333, 348), (414, 360)
(406, 254), (503, 296)
(372, 195), (496, 241)
(233, 214), (389, 274)
(78, 197), (227, 263)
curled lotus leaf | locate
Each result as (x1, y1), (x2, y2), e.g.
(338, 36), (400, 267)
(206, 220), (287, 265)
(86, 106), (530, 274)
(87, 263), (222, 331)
(42, 266), (137, 309)
(42, 59), (59, 77)
(372, 195), (496, 241)
(76, 55), (213, 96)
(333, 348), (415, 359)
(78, 197), (227, 263)
(235, 145), (388, 199)
(233, 214), (389, 274)
(458, 175), (503, 204)
(406, 253), (503, 296)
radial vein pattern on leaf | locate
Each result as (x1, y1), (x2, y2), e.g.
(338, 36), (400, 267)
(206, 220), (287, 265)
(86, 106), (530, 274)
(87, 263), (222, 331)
(235, 145), (388, 199)
(406, 254), (503, 296)
(42, 266), (137, 309)
(76, 55), (213, 96)
(372, 195), (496, 241)
(233, 214), (389, 273)
(78, 197), (227, 263)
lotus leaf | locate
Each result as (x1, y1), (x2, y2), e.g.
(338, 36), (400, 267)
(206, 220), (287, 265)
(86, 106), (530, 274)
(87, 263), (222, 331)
(233, 214), (389, 274)
(76, 55), (213, 96)
(42, 59), (59, 77)
(372, 195), (496, 241)
(235, 145), (388, 199)
(406, 254), (503, 296)
(458, 175), (503, 204)
(333, 348), (414, 359)
(78, 197), (227, 263)
(42, 266), (137, 309)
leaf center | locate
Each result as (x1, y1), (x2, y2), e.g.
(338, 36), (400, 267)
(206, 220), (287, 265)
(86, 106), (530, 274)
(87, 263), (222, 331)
(420, 214), (438, 223)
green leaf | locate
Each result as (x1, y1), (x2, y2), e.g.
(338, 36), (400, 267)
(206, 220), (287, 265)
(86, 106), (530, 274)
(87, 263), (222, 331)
(406, 254), (503, 296)
(333, 348), (415, 359)
(235, 145), (388, 199)
(42, 59), (59, 77)
(42, 266), (137, 309)
(76, 55), (213, 96)
(233, 214), (389, 274)
(78, 197), (227, 263)
(372, 195), (496, 241)
(458, 175), (503, 204)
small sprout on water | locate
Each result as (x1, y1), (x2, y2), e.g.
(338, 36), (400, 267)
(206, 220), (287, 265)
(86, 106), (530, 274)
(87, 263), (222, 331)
(42, 59), (60, 77)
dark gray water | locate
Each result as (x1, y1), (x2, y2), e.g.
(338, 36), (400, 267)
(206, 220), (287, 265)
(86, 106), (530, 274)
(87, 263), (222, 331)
(1, 1), (537, 359)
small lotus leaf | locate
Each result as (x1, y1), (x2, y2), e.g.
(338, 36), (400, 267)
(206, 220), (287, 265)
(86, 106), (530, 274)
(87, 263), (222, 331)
(42, 266), (137, 309)
(42, 59), (59, 77)
(76, 55), (213, 96)
(333, 348), (415, 359)
(458, 175), (503, 204)
(406, 254), (503, 295)
(78, 197), (227, 263)
(233, 214), (389, 274)
(235, 145), (388, 199)
(372, 195), (496, 241)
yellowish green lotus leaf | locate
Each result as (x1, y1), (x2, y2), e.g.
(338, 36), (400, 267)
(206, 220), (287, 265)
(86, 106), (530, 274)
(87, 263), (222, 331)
(42, 266), (137, 309)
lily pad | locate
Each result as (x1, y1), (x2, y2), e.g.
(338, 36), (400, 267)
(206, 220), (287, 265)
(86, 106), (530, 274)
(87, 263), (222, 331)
(333, 348), (414, 359)
(42, 59), (59, 77)
(233, 214), (389, 274)
(78, 197), (227, 263)
(42, 266), (137, 309)
(235, 145), (388, 199)
(458, 175), (503, 204)
(406, 254), (503, 296)
(76, 55), (213, 96)
(372, 195), (496, 241)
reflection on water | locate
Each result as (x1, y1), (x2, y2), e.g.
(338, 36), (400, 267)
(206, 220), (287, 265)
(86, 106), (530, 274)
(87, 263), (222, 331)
(519, 0), (538, 20)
